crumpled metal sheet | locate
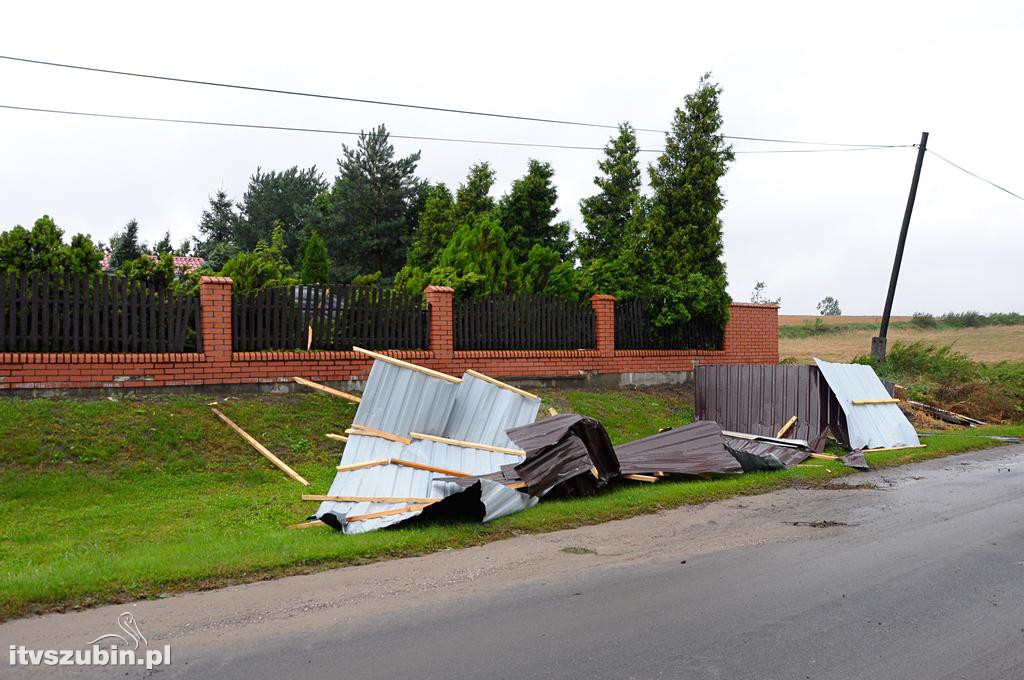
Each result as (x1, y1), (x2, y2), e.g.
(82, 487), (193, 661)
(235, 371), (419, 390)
(723, 435), (810, 471)
(616, 420), (742, 476)
(694, 364), (830, 452)
(506, 414), (619, 483)
(814, 358), (920, 451)
(444, 372), (541, 449)
(841, 451), (869, 470)
(513, 435), (595, 496)
(351, 360), (460, 438)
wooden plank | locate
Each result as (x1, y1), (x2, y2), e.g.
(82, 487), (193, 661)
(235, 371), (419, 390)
(335, 458), (390, 472)
(352, 346), (462, 383)
(390, 458), (472, 477)
(212, 408), (310, 486)
(325, 433), (349, 442)
(302, 494), (437, 503)
(292, 376), (362, 403)
(776, 415), (798, 438)
(863, 444), (927, 452)
(547, 407), (558, 417)
(288, 519), (326, 529)
(851, 398), (901, 405)
(808, 452), (840, 460)
(409, 431), (526, 456)
(504, 481), (528, 490)
(623, 473), (659, 483)
(345, 501), (440, 523)
(465, 369), (540, 400)
(346, 425), (413, 445)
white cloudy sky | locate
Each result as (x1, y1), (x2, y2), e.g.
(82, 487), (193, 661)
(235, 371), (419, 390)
(1, 0), (1021, 314)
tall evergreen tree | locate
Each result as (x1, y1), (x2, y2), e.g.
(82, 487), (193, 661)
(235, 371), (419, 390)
(645, 73), (734, 326)
(109, 218), (144, 269)
(578, 123), (642, 263)
(497, 160), (571, 259)
(236, 166), (326, 262)
(300, 230), (332, 284)
(321, 125), (422, 281)
(454, 162), (496, 222)
(404, 184), (455, 271)
(153, 230), (174, 255)
(194, 190), (242, 269)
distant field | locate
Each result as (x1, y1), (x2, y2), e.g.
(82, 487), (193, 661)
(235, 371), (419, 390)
(779, 315), (911, 327)
(779, 323), (1024, 363)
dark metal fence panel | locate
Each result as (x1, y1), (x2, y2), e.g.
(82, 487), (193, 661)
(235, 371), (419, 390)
(614, 299), (724, 351)
(0, 272), (199, 353)
(454, 295), (595, 351)
(232, 284), (429, 351)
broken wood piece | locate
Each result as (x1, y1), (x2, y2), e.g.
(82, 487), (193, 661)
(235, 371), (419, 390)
(288, 519), (325, 529)
(325, 433), (348, 442)
(548, 407), (559, 417)
(776, 415), (798, 438)
(808, 452), (840, 460)
(864, 444), (929, 454)
(504, 481), (528, 490)
(590, 466), (599, 479)
(293, 376), (361, 403)
(653, 471), (669, 478)
(623, 473), (658, 483)
(465, 369), (539, 400)
(301, 494), (438, 503)
(389, 458), (472, 477)
(335, 458), (390, 473)
(408, 431), (526, 456)
(345, 501), (440, 523)
(306, 325), (313, 351)
(212, 408), (309, 486)
(852, 398), (901, 405)
(352, 346), (462, 383)
(346, 425), (413, 445)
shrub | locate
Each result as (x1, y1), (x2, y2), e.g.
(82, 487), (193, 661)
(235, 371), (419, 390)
(910, 312), (938, 329)
(942, 311), (985, 328)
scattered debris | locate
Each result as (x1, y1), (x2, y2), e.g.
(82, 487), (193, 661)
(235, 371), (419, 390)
(907, 400), (987, 427)
(561, 546), (596, 555)
(724, 436), (810, 471)
(616, 421), (741, 477)
(840, 451), (870, 470)
(792, 520), (849, 528)
(212, 408), (310, 486)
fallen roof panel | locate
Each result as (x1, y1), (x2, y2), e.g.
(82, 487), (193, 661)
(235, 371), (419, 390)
(513, 434), (595, 496)
(814, 358), (920, 451)
(506, 414), (619, 481)
(444, 372), (541, 449)
(723, 435), (810, 471)
(616, 420), (742, 476)
(695, 364), (830, 452)
(351, 360), (460, 439)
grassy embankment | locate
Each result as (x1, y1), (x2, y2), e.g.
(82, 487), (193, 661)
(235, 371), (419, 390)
(1, 386), (1021, 621)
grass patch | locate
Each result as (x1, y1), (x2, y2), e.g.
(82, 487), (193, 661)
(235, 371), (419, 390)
(0, 388), (1019, 622)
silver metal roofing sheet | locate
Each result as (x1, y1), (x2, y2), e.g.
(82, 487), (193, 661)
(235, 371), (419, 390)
(478, 479), (538, 522)
(351, 360), (460, 438)
(444, 372), (541, 448)
(814, 358), (920, 451)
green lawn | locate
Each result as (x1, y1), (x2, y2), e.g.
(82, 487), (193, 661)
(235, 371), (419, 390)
(0, 388), (1019, 621)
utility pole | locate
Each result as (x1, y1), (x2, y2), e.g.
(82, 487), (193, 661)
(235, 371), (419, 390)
(872, 131), (929, 362)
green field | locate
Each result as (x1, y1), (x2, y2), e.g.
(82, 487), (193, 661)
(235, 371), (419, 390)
(0, 388), (1020, 621)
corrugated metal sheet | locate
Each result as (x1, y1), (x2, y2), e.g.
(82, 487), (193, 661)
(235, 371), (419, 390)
(723, 435), (810, 471)
(513, 435), (594, 496)
(814, 358), (920, 451)
(506, 414), (619, 482)
(694, 364), (830, 452)
(351, 361), (460, 438)
(444, 372), (541, 448)
(616, 421), (742, 476)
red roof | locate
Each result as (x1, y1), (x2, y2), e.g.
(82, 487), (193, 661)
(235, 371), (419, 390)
(100, 253), (206, 274)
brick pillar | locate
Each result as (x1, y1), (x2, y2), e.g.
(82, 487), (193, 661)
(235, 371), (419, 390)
(199, 276), (234, 360)
(590, 294), (616, 357)
(424, 286), (455, 358)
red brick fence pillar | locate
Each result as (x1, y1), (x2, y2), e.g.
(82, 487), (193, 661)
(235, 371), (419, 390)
(199, 276), (234, 360)
(424, 285), (455, 359)
(590, 294), (616, 357)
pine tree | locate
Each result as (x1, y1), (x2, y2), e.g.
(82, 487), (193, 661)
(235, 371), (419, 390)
(645, 73), (735, 326)
(497, 160), (571, 259)
(153, 230), (174, 255)
(109, 218), (145, 269)
(578, 123), (642, 263)
(236, 167), (326, 262)
(300, 231), (332, 284)
(404, 184), (456, 271)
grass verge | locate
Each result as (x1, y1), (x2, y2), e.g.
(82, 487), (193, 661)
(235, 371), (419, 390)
(0, 388), (1019, 621)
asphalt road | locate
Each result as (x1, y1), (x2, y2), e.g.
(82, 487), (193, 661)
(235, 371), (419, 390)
(5, 445), (1024, 679)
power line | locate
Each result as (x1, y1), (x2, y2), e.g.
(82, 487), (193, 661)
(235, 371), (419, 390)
(0, 54), (900, 148)
(0, 103), (915, 156)
(926, 149), (1024, 202)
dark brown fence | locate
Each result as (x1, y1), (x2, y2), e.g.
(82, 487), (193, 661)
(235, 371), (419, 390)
(0, 272), (200, 353)
(233, 284), (429, 351)
(454, 295), (595, 351)
(615, 299), (724, 350)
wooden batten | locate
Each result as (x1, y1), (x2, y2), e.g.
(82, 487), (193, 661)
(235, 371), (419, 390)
(465, 369), (540, 401)
(288, 520), (325, 529)
(325, 433), (349, 442)
(293, 376), (362, 403)
(301, 494), (438, 503)
(851, 398), (901, 405)
(863, 444), (927, 452)
(408, 431), (526, 456)
(212, 408), (309, 486)
(623, 473), (659, 483)
(346, 425), (413, 446)
(352, 346), (462, 383)
(335, 458), (390, 473)
(776, 415), (798, 438)
(345, 501), (440, 523)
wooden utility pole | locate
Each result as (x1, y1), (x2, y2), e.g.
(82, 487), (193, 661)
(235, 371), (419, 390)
(872, 131), (929, 362)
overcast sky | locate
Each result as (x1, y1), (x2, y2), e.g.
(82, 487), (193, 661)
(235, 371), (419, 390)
(1, 1), (1021, 314)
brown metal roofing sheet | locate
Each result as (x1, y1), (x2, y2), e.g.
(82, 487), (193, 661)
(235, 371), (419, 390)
(513, 435), (595, 496)
(723, 435), (811, 471)
(506, 414), (619, 482)
(616, 420), (741, 476)
(695, 364), (832, 452)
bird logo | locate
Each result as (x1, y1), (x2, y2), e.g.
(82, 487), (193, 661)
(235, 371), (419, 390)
(87, 612), (148, 649)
